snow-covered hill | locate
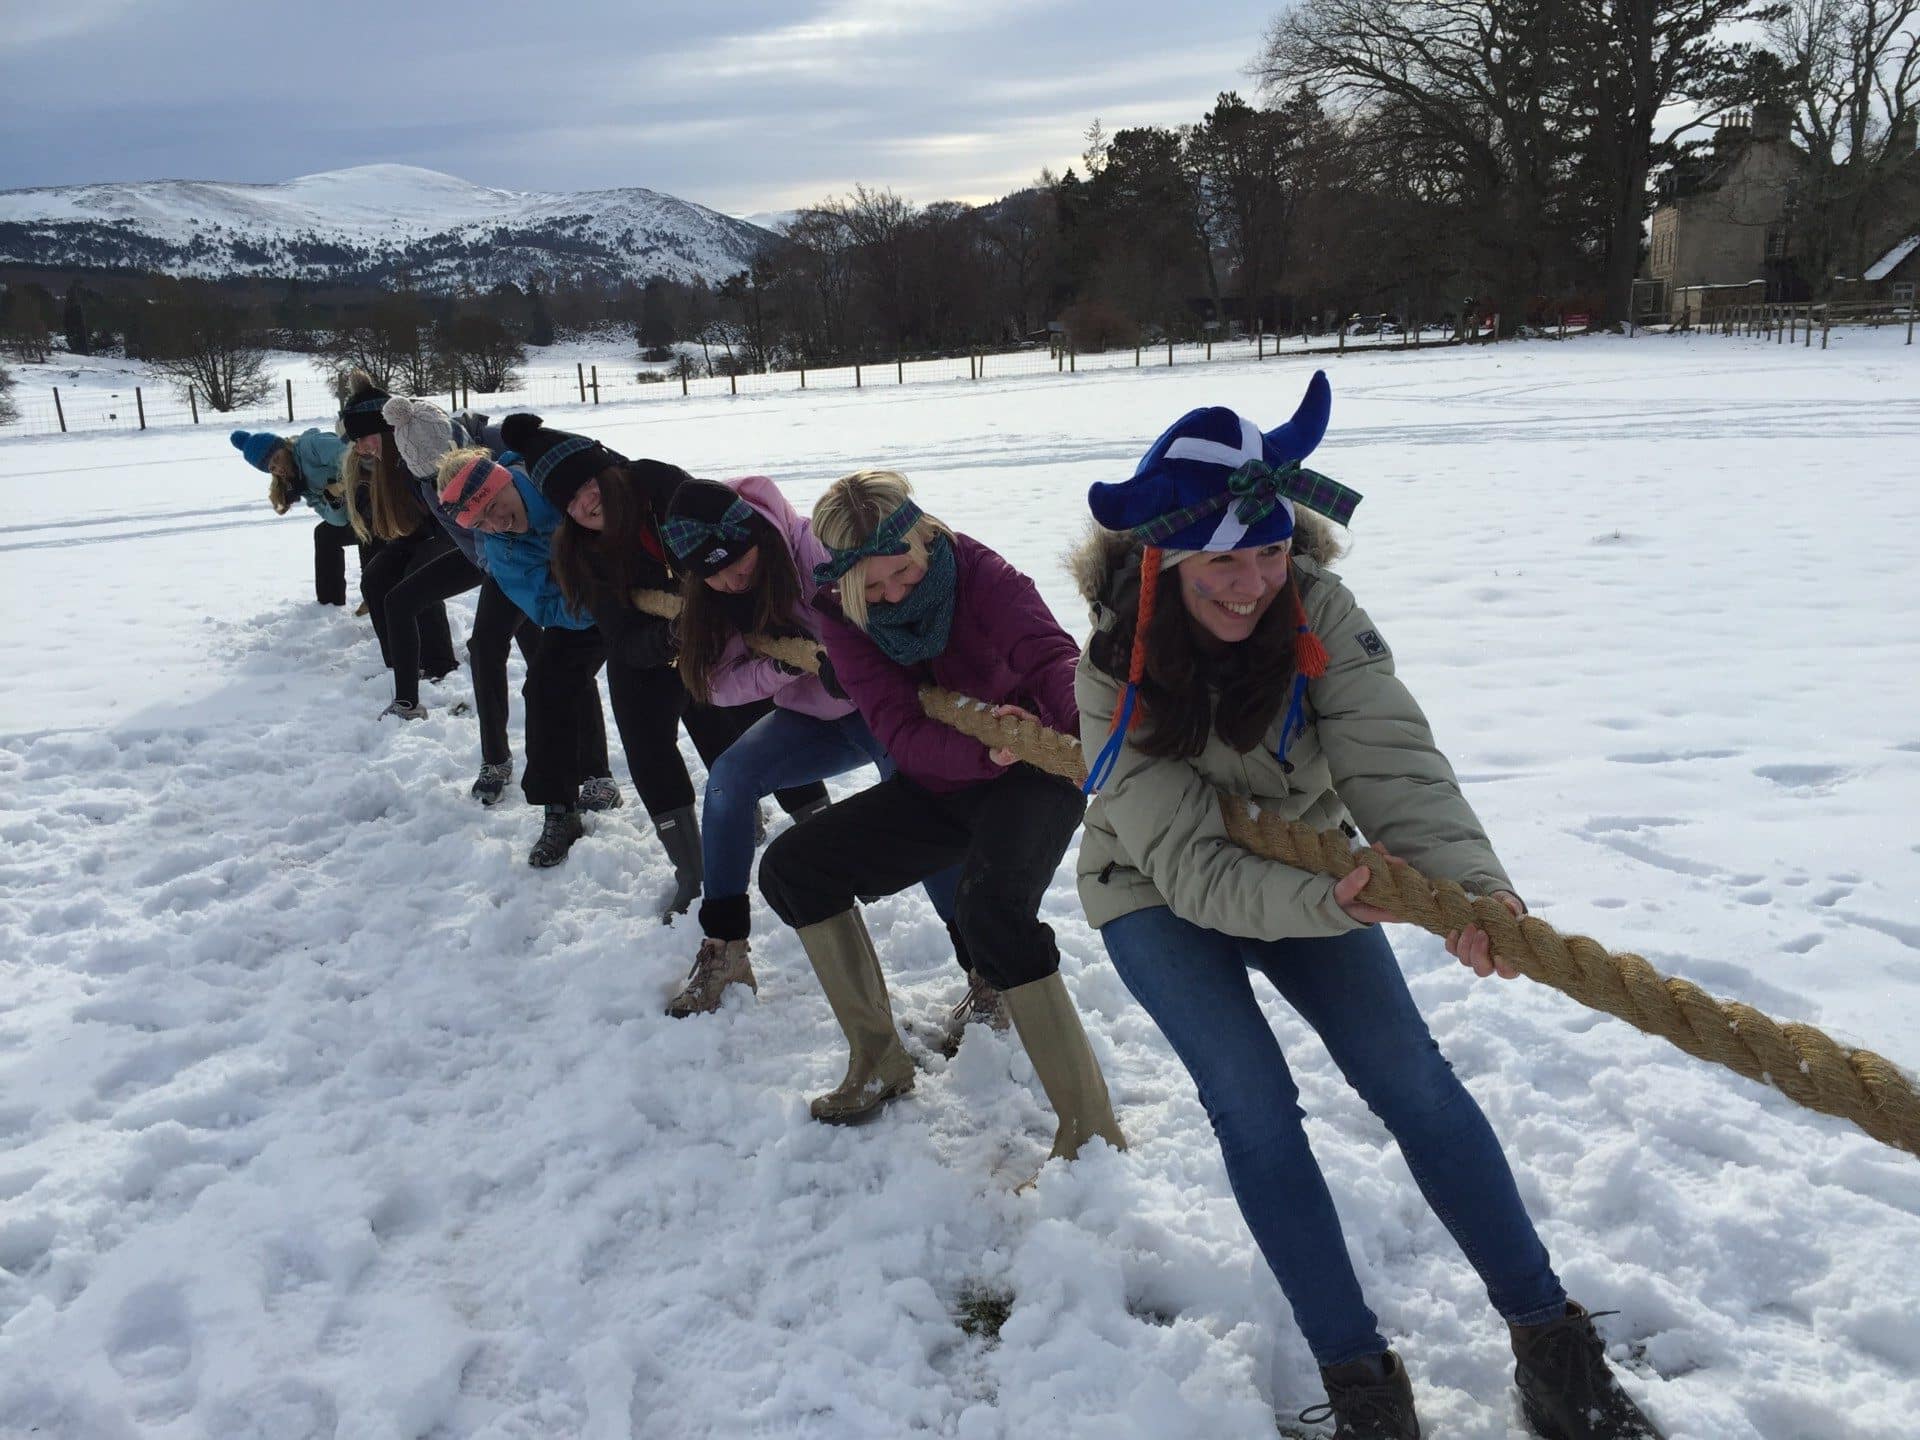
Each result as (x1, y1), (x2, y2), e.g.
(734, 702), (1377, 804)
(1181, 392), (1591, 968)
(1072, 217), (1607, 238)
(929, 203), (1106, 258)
(0, 163), (777, 289)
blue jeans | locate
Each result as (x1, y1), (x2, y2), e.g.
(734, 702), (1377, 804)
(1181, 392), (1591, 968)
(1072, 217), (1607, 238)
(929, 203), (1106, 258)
(1101, 907), (1566, 1367)
(703, 708), (957, 919)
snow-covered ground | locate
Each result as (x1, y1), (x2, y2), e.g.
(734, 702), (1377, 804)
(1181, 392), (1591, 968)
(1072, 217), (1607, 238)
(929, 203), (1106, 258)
(1, 333), (1917, 1439)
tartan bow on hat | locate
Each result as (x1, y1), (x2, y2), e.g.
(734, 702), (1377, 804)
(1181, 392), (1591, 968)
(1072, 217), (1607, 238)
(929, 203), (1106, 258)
(662, 495), (757, 561)
(1129, 457), (1362, 547)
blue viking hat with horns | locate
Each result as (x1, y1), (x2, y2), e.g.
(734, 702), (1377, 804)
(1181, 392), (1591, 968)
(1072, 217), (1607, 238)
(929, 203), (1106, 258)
(1081, 371), (1362, 795)
(1086, 370), (1357, 553)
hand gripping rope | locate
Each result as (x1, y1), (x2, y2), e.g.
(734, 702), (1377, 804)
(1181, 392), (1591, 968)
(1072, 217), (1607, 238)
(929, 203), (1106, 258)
(633, 587), (1920, 1160)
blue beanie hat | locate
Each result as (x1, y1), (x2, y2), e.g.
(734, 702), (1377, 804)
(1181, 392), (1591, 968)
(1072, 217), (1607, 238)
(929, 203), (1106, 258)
(231, 430), (284, 473)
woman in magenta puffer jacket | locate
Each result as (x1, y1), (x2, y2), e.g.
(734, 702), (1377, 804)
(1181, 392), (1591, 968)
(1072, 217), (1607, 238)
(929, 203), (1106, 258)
(756, 471), (1123, 1176)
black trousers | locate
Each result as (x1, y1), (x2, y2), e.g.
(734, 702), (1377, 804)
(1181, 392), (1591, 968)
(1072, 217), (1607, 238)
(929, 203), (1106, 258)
(361, 531), (461, 681)
(312, 520), (359, 606)
(603, 664), (829, 819)
(759, 765), (1085, 991)
(469, 576), (541, 766)
(385, 540), (483, 705)
(520, 626), (613, 808)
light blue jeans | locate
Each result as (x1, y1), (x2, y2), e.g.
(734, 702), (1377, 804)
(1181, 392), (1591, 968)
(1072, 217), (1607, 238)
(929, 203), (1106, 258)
(703, 708), (957, 920)
(1101, 906), (1566, 1366)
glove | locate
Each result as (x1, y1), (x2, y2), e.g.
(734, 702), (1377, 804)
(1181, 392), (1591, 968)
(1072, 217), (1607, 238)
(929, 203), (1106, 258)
(816, 650), (848, 701)
(770, 657), (807, 678)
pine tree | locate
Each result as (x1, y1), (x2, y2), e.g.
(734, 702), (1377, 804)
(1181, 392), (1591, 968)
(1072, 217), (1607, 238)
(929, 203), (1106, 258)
(63, 284), (89, 355)
(527, 287), (555, 347)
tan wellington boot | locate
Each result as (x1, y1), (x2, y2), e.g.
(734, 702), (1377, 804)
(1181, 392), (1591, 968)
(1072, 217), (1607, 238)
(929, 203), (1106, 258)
(1004, 972), (1127, 1163)
(797, 910), (915, 1124)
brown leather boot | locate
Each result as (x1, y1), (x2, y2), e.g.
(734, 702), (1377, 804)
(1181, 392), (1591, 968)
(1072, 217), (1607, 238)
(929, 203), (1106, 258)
(1511, 1302), (1665, 1439)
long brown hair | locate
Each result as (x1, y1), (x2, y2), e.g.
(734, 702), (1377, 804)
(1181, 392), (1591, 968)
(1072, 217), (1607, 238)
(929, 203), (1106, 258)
(550, 463), (660, 616)
(676, 510), (804, 703)
(1113, 552), (1308, 761)
(362, 432), (429, 542)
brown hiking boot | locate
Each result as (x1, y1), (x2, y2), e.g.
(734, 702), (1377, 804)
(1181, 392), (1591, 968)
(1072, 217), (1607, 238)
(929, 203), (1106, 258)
(1511, 1303), (1665, 1439)
(665, 938), (756, 1018)
(935, 970), (1011, 1054)
(1299, 1350), (1421, 1438)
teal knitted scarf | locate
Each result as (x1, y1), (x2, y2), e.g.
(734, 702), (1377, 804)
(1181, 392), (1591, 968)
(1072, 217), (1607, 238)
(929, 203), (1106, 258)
(862, 536), (957, 667)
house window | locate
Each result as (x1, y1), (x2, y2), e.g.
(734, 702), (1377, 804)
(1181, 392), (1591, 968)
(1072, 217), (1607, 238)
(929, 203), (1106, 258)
(1895, 281), (1916, 305)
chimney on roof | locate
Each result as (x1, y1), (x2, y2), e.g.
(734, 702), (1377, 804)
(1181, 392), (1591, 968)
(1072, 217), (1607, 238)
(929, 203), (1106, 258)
(1714, 111), (1753, 152)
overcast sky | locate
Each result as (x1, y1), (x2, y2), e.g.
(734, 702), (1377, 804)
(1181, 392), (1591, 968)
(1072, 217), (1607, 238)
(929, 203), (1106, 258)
(2, 0), (1283, 215)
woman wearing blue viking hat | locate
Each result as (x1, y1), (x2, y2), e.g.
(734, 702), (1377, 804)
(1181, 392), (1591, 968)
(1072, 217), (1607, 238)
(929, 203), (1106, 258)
(1071, 371), (1664, 1440)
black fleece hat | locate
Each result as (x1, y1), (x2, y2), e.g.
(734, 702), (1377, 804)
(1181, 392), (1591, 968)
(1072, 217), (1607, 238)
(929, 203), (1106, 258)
(339, 370), (392, 441)
(500, 413), (621, 513)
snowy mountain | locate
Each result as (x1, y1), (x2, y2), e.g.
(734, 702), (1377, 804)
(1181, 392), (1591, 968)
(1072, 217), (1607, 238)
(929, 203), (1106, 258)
(0, 163), (779, 289)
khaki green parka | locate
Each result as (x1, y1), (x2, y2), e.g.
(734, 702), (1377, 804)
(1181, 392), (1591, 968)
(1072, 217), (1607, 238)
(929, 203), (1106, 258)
(1071, 524), (1514, 938)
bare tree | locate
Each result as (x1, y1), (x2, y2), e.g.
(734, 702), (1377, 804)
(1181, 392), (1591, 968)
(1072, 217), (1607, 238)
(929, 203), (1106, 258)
(436, 313), (525, 394)
(0, 362), (17, 425)
(1771, 0), (1920, 289)
(146, 292), (274, 412)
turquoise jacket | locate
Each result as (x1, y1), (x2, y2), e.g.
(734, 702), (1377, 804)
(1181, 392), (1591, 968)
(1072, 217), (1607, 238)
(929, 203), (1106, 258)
(478, 472), (593, 630)
(290, 429), (350, 527)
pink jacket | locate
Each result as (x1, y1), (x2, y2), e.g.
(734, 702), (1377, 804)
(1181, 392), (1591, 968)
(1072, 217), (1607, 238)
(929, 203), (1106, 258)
(703, 474), (855, 721)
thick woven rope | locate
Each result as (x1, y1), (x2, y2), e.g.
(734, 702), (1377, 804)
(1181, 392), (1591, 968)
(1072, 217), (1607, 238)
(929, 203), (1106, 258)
(631, 586), (1920, 1160)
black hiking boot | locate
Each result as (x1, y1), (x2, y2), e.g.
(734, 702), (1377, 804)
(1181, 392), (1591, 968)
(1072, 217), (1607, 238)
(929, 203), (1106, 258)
(471, 761), (512, 806)
(528, 806), (584, 868)
(578, 775), (624, 812)
(1511, 1303), (1664, 1439)
(1299, 1350), (1420, 1438)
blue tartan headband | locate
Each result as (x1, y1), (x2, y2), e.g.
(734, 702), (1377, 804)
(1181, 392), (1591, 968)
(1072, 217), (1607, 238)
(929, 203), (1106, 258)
(812, 499), (924, 585)
(662, 495), (757, 568)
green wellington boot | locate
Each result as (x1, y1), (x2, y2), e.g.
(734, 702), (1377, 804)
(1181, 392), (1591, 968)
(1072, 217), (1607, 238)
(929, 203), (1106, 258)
(1003, 972), (1127, 1162)
(798, 910), (915, 1124)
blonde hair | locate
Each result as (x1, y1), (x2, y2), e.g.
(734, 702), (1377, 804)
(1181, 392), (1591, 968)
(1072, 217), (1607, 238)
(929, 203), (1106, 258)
(810, 470), (952, 630)
(434, 445), (492, 493)
(267, 473), (296, 515)
(337, 432), (428, 543)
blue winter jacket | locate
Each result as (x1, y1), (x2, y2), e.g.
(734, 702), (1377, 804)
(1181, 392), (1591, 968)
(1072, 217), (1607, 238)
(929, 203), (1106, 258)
(290, 430), (350, 527)
(478, 471), (593, 630)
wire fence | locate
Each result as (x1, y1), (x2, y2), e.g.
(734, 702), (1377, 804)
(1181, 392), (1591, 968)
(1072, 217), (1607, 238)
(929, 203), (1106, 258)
(1679, 298), (1916, 348)
(2, 323), (1500, 441)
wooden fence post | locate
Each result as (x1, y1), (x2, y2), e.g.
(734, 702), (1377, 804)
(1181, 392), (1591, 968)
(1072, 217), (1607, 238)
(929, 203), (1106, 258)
(53, 386), (67, 433)
(1206, 338), (1212, 361)
(1908, 303), (1915, 345)
(135, 387), (145, 430)
(577, 363), (586, 401)
(1338, 326), (1347, 353)
(1167, 339), (1174, 366)
(1803, 308), (1811, 347)
(799, 362), (806, 389)
(1257, 329), (1264, 360)
(591, 365), (600, 403)
(463, 383), (470, 409)
(730, 372), (737, 396)
(286, 378), (294, 422)
(1057, 347), (1064, 372)
(1134, 346), (1140, 367)
(1822, 310), (1831, 349)
(897, 355), (903, 384)
(1070, 348), (1076, 373)
(855, 362), (862, 389)
(188, 387), (198, 424)
(451, 385), (459, 412)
